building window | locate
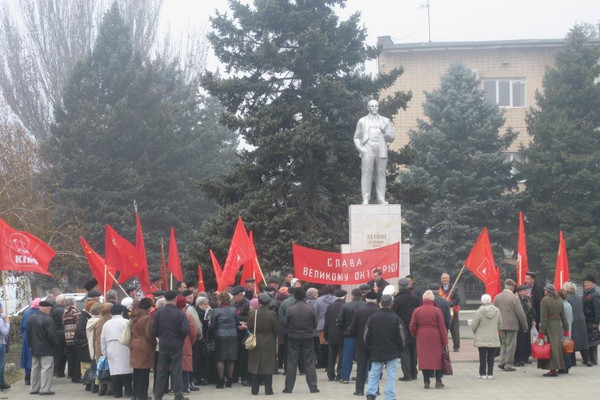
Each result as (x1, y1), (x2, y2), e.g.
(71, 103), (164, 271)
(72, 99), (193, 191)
(503, 152), (525, 176)
(482, 79), (525, 108)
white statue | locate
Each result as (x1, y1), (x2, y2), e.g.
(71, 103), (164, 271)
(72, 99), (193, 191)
(353, 99), (395, 205)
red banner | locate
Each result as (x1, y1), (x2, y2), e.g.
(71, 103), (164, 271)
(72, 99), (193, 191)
(293, 242), (400, 285)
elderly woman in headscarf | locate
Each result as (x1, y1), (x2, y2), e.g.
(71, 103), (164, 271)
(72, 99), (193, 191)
(129, 298), (156, 400)
(537, 284), (569, 377)
(63, 297), (82, 383)
(21, 298), (41, 385)
(101, 304), (133, 397)
(563, 281), (590, 366)
(410, 290), (449, 389)
(74, 300), (97, 390)
(471, 294), (502, 379)
(247, 293), (279, 395)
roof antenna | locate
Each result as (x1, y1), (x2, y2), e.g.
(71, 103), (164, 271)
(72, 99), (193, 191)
(426, 0), (431, 42)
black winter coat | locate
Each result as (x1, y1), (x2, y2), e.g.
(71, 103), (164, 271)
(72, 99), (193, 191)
(583, 287), (600, 329)
(393, 290), (421, 344)
(364, 308), (405, 362)
(324, 299), (345, 345)
(26, 310), (58, 357)
(349, 302), (379, 351)
(336, 299), (365, 337)
(73, 310), (92, 362)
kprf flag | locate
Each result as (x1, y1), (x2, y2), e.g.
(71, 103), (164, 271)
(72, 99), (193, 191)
(0, 218), (54, 275)
(554, 231), (570, 290)
(197, 265), (205, 292)
(135, 213), (151, 293)
(464, 227), (500, 299)
(517, 211), (529, 286)
(105, 225), (139, 284)
(80, 237), (115, 293)
(219, 217), (252, 290)
(168, 227), (183, 282)
(210, 249), (222, 286)
(240, 231), (264, 292)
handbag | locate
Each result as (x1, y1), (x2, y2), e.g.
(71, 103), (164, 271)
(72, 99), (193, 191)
(244, 310), (258, 350)
(562, 337), (575, 355)
(441, 347), (453, 375)
(531, 336), (551, 360)
(96, 356), (111, 382)
(83, 360), (98, 385)
(118, 320), (132, 346)
(201, 330), (216, 354)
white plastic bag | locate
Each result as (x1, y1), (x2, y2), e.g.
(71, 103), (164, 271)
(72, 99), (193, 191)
(530, 325), (539, 343)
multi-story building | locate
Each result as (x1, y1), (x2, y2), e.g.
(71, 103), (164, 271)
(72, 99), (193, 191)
(377, 37), (564, 159)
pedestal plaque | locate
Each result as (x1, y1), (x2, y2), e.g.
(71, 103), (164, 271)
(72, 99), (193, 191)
(342, 204), (408, 293)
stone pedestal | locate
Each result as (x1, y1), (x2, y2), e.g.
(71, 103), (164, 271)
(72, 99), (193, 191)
(342, 204), (408, 293)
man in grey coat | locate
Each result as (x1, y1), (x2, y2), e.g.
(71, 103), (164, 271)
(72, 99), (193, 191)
(493, 279), (528, 372)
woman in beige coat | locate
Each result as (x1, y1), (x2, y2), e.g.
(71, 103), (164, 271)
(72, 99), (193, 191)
(472, 294), (502, 379)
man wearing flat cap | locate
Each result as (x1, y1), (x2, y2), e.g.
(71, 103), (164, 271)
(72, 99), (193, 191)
(245, 278), (256, 300)
(348, 291), (379, 396)
(525, 271), (545, 325)
(394, 278), (421, 380)
(583, 275), (600, 365)
(324, 289), (346, 381)
(514, 284), (535, 366)
(231, 285), (251, 385)
(26, 300), (58, 395)
(494, 279), (528, 372)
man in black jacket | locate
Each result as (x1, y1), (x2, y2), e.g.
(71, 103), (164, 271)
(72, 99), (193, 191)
(364, 295), (405, 400)
(152, 290), (190, 400)
(50, 294), (67, 378)
(27, 301), (58, 395)
(583, 275), (600, 365)
(349, 291), (379, 396)
(336, 288), (365, 383)
(394, 278), (422, 380)
(323, 289), (346, 381)
(367, 268), (389, 298)
(284, 288), (319, 394)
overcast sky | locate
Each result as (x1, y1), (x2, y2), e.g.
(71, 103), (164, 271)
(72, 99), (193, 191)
(162, 0), (600, 72)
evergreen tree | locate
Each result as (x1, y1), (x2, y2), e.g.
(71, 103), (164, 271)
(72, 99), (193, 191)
(47, 4), (237, 284)
(196, 0), (410, 275)
(403, 64), (517, 282)
(519, 26), (600, 279)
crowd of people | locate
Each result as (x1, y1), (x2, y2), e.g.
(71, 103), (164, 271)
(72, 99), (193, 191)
(6, 269), (600, 400)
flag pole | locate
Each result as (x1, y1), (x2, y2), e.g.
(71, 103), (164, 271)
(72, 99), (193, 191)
(447, 264), (467, 300)
(104, 264), (107, 296)
(170, 273), (173, 290)
(2, 271), (7, 318)
(107, 270), (128, 296)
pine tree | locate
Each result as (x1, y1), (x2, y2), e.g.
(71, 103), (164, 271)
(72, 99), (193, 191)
(196, 0), (410, 275)
(47, 4), (237, 283)
(519, 25), (600, 279)
(403, 63), (517, 281)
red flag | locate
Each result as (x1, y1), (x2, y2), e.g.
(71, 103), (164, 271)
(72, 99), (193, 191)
(105, 225), (139, 284)
(0, 218), (55, 275)
(554, 231), (570, 290)
(219, 217), (252, 290)
(516, 211), (529, 285)
(168, 227), (183, 282)
(197, 265), (205, 292)
(135, 213), (151, 294)
(240, 231), (264, 292)
(209, 249), (222, 286)
(464, 227), (500, 299)
(80, 237), (115, 293)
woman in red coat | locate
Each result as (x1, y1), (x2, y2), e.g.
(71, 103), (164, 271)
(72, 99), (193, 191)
(177, 296), (198, 394)
(129, 298), (156, 400)
(410, 290), (449, 389)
